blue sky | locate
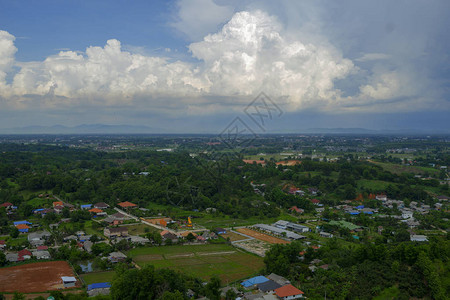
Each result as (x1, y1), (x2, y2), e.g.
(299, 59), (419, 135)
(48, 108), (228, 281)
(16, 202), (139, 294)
(0, 0), (449, 133)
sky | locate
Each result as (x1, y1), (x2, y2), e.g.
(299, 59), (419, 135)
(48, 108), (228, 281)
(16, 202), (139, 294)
(0, 0), (449, 133)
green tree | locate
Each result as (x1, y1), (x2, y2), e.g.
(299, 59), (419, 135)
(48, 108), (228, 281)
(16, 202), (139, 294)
(0, 252), (6, 267)
(204, 276), (221, 300)
(10, 226), (19, 238)
(12, 292), (25, 300)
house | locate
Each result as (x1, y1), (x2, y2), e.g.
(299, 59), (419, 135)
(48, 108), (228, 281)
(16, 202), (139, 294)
(64, 235), (78, 242)
(241, 276), (269, 288)
(0, 240), (6, 250)
(87, 282), (111, 297)
(81, 204), (92, 210)
(89, 208), (106, 216)
(108, 251), (127, 263)
(79, 235), (92, 242)
(14, 220), (32, 226)
(401, 210), (414, 219)
(128, 235), (150, 244)
(53, 201), (63, 208)
(311, 199), (320, 205)
(274, 284), (304, 299)
(18, 249), (32, 260)
(117, 201), (138, 209)
(289, 206), (304, 214)
(319, 232), (333, 238)
(160, 230), (178, 243)
(376, 194), (387, 201)
(0, 202), (13, 209)
(308, 188), (319, 195)
(267, 273), (291, 286)
(16, 224), (30, 233)
(37, 245), (48, 251)
(411, 235), (428, 242)
(286, 223), (310, 233)
(54, 205), (64, 213)
(28, 231), (51, 247)
(94, 202), (110, 209)
(201, 231), (217, 240)
(104, 227), (128, 238)
(33, 250), (51, 259)
(215, 228), (227, 234)
(83, 241), (93, 253)
(274, 220), (289, 229)
(6, 253), (18, 262)
(61, 276), (77, 288)
(257, 280), (282, 293)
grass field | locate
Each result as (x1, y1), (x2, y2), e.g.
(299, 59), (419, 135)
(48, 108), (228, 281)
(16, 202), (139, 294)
(219, 232), (248, 242)
(128, 244), (264, 283)
(369, 161), (440, 176)
(127, 224), (160, 236)
(81, 271), (116, 285)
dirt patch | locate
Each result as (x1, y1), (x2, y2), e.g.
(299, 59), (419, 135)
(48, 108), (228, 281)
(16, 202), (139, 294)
(197, 251), (236, 256)
(220, 232), (248, 241)
(164, 253), (195, 259)
(0, 261), (80, 293)
(236, 228), (290, 244)
(233, 239), (272, 257)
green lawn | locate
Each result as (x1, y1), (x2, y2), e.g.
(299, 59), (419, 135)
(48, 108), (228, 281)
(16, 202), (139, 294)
(370, 161), (440, 176)
(81, 271), (116, 285)
(127, 224), (160, 236)
(128, 244), (264, 284)
(84, 220), (104, 236)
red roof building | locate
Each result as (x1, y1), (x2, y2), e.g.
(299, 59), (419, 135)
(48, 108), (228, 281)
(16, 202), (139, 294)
(0, 202), (13, 208)
(16, 224), (30, 230)
(289, 206), (304, 213)
(37, 245), (48, 250)
(53, 201), (63, 207)
(275, 284), (304, 299)
(89, 208), (103, 214)
(117, 201), (137, 208)
(18, 249), (32, 259)
(311, 199), (320, 205)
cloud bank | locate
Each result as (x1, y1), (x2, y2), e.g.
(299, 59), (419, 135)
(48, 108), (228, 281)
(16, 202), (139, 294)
(0, 8), (446, 115)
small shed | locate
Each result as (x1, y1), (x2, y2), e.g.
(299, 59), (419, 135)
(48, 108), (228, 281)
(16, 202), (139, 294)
(61, 276), (77, 288)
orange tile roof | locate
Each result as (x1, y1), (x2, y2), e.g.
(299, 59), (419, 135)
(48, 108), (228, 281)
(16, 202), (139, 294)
(16, 224), (30, 229)
(89, 208), (103, 213)
(53, 201), (63, 207)
(275, 284), (304, 297)
(118, 201), (137, 208)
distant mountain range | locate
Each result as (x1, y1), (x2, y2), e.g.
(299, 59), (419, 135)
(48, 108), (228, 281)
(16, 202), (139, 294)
(0, 124), (163, 134)
(0, 124), (447, 135)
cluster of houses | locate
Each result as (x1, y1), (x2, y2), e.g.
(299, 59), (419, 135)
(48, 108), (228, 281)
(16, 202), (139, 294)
(5, 241), (51, 263)
(240, 273), (304, 299)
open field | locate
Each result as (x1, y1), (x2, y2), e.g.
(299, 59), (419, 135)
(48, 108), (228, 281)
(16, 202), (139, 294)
(0, 261), (80, 293)
(219, 232), (248, 242)
(81, 271), (116, 285)
(369, 161), (440, 176)
(128, 244), (264, 283)
(236, 228), (290, 244)
(127, 223), (161, 235)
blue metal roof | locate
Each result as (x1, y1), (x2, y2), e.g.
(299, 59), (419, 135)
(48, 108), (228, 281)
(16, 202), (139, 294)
(87, 282), (111, 290)
(14, 220), (32, 225)
(81, 204), (92, 208)
(241, 276), (269, 287)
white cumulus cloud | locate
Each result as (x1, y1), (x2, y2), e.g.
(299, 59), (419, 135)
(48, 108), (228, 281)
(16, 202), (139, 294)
(0, 10), (426, 113)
